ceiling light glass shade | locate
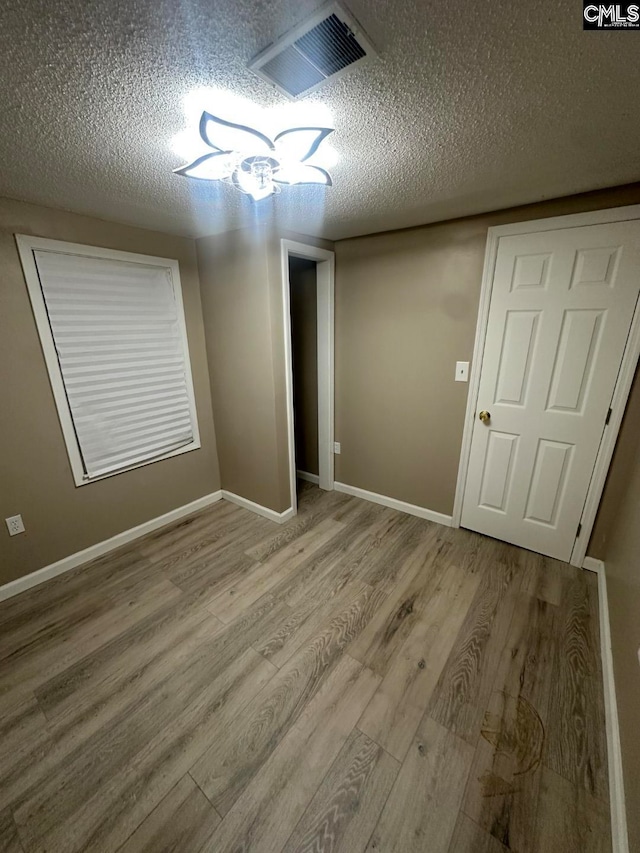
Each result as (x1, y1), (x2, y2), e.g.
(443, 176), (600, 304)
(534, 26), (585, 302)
(174, 112), (334, 201)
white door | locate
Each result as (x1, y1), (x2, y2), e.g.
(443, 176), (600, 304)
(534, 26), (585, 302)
(461, 220), (640, 561)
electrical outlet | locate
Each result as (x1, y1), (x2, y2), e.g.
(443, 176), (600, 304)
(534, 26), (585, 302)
(333, 441), (341, 454)
(455, 361), (469, 382)
(5, 514), (25, 536)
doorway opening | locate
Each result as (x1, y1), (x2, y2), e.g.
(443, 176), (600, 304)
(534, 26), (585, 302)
(281, 240), (335, 516)
(289, 257), (320, 498)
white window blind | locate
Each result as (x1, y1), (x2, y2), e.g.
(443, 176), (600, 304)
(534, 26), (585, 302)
(25, 245), (198, 482)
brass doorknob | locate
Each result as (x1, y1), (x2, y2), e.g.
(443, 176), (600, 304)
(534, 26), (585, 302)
(478, 410), (491, 424)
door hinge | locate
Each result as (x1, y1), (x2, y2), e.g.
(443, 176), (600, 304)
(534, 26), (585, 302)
(605, 407), (612, 426)
(576, 523), (582, 538)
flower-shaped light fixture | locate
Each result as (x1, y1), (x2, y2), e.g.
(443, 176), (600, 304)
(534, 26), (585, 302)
(174, 112), (335, 202)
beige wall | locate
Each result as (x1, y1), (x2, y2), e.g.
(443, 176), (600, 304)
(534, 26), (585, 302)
(590, 365), (640, 558)
(8, 182), (634, 584)
(197, 227), (332, 514)
(590, 360), (640, 847)
(0, 197), (220, 585)
(596, 398), (640, 850)
(289, 258), (319, 477)
(197, 227), (286, 512)
(334, 183), (640, 522)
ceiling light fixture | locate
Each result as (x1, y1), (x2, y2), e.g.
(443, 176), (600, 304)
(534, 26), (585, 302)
(174, 112), (334, 202)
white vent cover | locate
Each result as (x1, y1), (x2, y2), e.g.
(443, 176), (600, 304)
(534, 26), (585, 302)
(249, 3), (375, 99)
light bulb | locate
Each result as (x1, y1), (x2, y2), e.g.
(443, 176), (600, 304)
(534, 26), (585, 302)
(250, 159), (274, 191)
(234, 161), (276, 200)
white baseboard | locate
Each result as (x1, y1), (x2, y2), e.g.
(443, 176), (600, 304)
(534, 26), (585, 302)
(297, 470), (320, 485)
(0, 488), (296, 605)
(0, 491), (223, 604)
(584, 557), (629, 853)
(221, 490), (295, 525)
(333, 482), (453, 527)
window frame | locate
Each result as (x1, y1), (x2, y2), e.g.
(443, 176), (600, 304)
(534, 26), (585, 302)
(16, 234), (201, 487)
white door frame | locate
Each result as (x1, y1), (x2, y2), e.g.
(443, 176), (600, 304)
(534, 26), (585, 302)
(452, 204), (640, 568)
(281, 239), (335, 515)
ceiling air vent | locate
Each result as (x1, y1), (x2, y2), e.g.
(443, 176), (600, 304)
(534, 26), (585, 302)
(249, 3), (375, 99)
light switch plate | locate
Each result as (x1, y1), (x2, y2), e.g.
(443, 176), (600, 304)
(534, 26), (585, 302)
(455, 361), (469, 382)
(333, 441), (341, 454)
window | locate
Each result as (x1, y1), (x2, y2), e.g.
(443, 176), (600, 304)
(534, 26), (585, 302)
(17, 236), (200, 485)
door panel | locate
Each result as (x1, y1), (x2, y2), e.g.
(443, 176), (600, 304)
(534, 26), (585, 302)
(494, 311), (540, 405)
(510, 252), (552, 291)
(570, 246), (620, 288)
(479, 431), (519, 512)
(462, 220), (640, 561)
(524, 439), (574, 525)
(546, 309), (604, 413)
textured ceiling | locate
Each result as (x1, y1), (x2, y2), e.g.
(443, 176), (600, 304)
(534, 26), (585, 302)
(1, 0), (639, 241)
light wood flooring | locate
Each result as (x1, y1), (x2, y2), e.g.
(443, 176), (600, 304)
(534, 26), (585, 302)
(0, 483), (611, 852)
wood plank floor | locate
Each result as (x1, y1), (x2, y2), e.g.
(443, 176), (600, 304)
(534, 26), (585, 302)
(0, 484), (611, 853)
